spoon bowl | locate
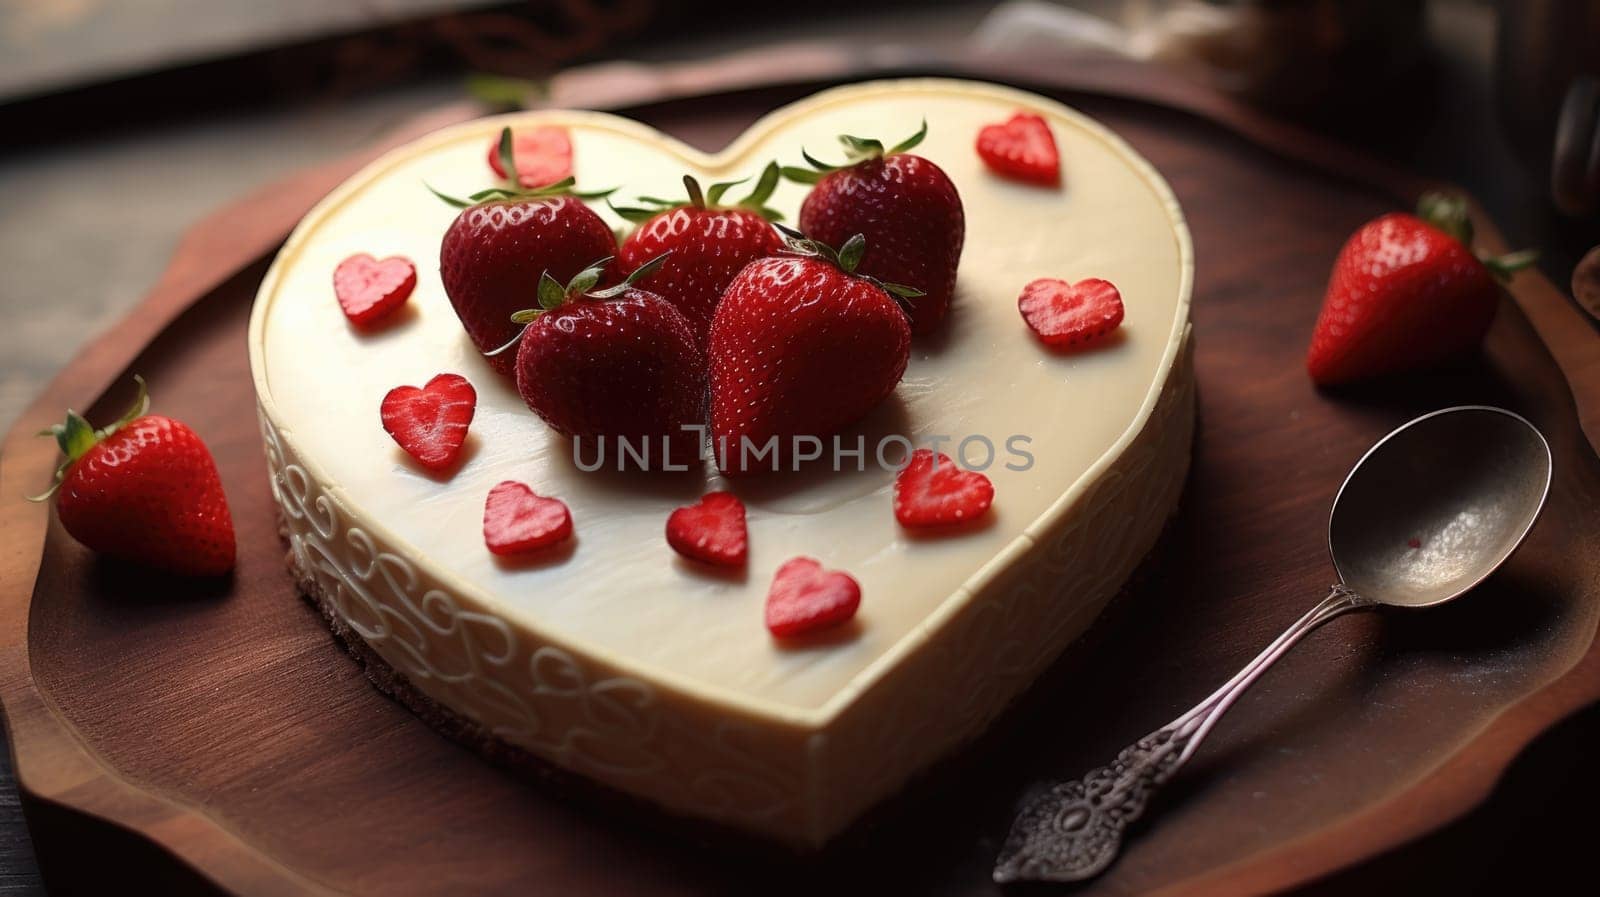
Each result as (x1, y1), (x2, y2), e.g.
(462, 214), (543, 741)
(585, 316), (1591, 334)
(1329, 406), (1553, 609)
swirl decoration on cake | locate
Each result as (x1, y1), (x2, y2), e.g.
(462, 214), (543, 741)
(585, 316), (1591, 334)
(259, 412), (801, 825)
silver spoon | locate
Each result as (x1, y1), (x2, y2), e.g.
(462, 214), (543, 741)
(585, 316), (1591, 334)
(993, 405), (1553, 885)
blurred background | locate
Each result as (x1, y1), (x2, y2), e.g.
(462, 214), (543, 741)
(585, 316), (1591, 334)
(2, 0), (1599, 893)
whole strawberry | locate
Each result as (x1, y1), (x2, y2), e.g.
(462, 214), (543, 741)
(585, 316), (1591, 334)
(435, 128), (616, 376)
(32, 377), (235, 576)
(1307, 193), (1536, 385)
(784, 122), (964, 334)
(612, 165), (784, 345)
(708, 229), (919, 475)
(511, 253), (706, 469)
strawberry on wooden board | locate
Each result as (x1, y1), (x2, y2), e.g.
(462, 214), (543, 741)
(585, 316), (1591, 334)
(434, 128), (616, 377)
(666, 491), (748, 567)
(31, 376), (235, 577)
(483, 481), (572, 555)
(485, 125), (573, 189)
(380, 373), (477, 473)
(612, 164), (784, 345)
(976, 111), (1061, 186)
(894, 449), (995, 529)
(765, 557), (861, 638)
(1306, 193), (1537, 386)
(1018, 277), (1125, 348)
(508, 253), (706, 469)
(783, 121), (964, 334)
(333, 253), (417, 329)
(708, 229), (920, 475)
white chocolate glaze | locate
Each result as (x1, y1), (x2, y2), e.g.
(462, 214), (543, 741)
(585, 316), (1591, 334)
(251, 79), (1194, 846)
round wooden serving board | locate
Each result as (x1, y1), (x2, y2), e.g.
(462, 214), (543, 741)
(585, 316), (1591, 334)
(4, 58), (1600, 896)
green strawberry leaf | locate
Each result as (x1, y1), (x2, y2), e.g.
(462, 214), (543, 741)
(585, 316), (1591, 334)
(54, 412), (97, 460)
(742, 162), (781, 208)
(878, 281), (926, 299)
(538, 271), (567, 310)
(705, 175), (748, 207)
(837, 233), (867, 274)
(888, 119), (928, 155)
(587, 250), (673, 299)
(840, 134), (885, 162)
(780, 166), (823, 185)
(29, 374), (151, 502)
(424, 183), (472, 208)
(608, 199), (661, 223)
(566, 259), (608, 296)
(624, 250), (672, 284)
(496, 127), (518, 186)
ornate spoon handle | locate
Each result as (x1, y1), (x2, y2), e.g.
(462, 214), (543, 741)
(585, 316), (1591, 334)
(993, 584), (1372, 884)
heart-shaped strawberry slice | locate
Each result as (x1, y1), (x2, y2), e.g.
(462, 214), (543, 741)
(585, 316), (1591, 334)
(1018, 277), (1124, 348)
(334, 253), (417, 329)
(667, 491), (748, 567)
(483, 481), (573, 555)
(893, 449), (995, 528)
(380, 373), (477, 472)
(977, 112), (1060, 186)
(486, 126), (574, 189)
(765, 557), (860, 638)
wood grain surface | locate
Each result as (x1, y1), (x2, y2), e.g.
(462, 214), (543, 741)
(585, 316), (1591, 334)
(4, 60), (1600, 896)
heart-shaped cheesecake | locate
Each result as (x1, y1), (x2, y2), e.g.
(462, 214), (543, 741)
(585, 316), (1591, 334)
(250, 79), (1194, 848)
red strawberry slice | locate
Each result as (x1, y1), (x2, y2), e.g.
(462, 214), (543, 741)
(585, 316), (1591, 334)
(666, 491), (748, 567)
(893, 449), (994, 528)
(487, 126), (574, 189)
(765, 557), (860, 638)
(977, 112), (1060, 186)
(380, 374), (477, 472)
(334, 253), (417, 329)
(483, 481), (572, 555)
(1019, 277), (1124, 348)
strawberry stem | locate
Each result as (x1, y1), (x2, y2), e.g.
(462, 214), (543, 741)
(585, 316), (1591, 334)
(497, 251), (676, 351)
(1416, 192), (1474, 245)
(1482, 248), (1540, 282)
(683, 174), (707, 210)
(29, 375), (150, 502)
(426, 128), (613, 209)
(609, 163), (784, 224)
(772, 225), (924, 311)
(781, 120), (927, 185)
(1416, 191), (1538, 283)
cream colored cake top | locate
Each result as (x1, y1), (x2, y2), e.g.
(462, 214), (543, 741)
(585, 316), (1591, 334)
(250, 79), (1191, 719)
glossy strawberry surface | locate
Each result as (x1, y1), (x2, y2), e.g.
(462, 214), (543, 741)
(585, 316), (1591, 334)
(515, 286), (706, 469)
(440, 195), (615, 376)
(1306, 212), (1499, 385)
(708, 255), (910, 475)
(55, 415), (235, 576)
(798, 154), (963, 334)
(617, 205), (782, 345)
